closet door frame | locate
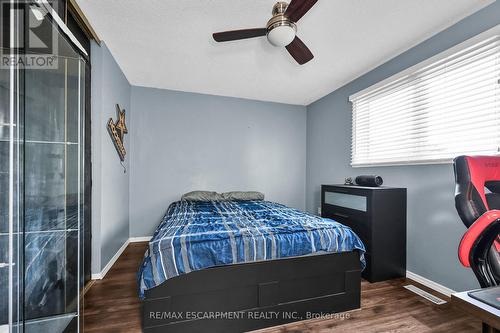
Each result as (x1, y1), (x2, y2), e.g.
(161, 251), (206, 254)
(65, 2), (92, 287)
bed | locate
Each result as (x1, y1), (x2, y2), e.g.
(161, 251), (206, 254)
(138, 200), (365, 333)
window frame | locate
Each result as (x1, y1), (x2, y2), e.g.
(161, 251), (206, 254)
(349, 24), (500, 168)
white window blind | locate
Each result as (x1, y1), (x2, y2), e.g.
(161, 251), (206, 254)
(349, 34), (500, 167)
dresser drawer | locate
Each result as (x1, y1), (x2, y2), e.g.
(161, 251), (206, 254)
(324, 212), (371, 250)
(322, 203), (369, 224)
(323, 190), (370, 217)
(323, 190), (369, 212)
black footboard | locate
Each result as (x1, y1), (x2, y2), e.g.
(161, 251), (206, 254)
(142, 250), (361, 332)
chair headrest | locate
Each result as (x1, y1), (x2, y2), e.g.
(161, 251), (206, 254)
(454, 155), (500, 227)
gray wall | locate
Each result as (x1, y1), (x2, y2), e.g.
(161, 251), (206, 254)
(129, 87), (306, 237)
(91, 41), (131, 273)
(306, 1), (500, 292)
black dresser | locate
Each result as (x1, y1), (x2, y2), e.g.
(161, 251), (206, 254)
(321, 184), (407, 282)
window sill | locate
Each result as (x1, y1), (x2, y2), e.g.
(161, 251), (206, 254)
(351, 159), (455, 168)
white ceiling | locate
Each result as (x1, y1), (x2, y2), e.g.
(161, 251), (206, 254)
(76, 0), (493, 105)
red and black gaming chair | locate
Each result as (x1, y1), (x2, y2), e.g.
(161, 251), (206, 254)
(454, 155), (500, 288)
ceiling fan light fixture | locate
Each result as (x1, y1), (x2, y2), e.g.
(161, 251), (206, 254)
(267, 24), (296, 47)
(212, 0), (317, 65)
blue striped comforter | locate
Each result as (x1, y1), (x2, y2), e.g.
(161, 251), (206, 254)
(137, 200), (365, 298)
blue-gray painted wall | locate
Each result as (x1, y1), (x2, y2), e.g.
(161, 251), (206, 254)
(306, 1), (500, 292)
(129, 86), (307, 237)
(91, 41), (131, 273)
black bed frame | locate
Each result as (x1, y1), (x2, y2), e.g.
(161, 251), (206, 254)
(141, 250), (362, 332)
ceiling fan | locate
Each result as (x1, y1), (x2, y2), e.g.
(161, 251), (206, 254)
(212, 0), (318, 65)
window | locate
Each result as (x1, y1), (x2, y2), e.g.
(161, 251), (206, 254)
(349, 30), (500, 167)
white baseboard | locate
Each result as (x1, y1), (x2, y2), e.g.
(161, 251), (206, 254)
(91, 239), (130, 280)
(91, 236), (151, 280)
(129, 236), (152, 242)
(406, 270), (455, 297)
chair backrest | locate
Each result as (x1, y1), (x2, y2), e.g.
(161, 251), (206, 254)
(454, 155), (500, 228)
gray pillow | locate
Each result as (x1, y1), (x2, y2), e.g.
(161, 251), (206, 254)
(221, 191), (264, 201)
(181, 191), (223, 201)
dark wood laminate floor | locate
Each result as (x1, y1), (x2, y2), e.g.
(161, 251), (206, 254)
(83, 242), (481, 333)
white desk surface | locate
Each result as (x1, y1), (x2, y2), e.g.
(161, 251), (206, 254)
(452, 289), (500, 329)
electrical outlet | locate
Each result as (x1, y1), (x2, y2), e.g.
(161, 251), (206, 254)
(317, 207), (321, 215)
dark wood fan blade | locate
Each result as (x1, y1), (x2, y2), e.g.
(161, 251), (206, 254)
(284, 0), (318, 23)
(213, 28), (267, 42)
(286, 36), (314, 65)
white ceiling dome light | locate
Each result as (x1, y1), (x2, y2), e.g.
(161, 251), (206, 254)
(267, 23), (296, 47)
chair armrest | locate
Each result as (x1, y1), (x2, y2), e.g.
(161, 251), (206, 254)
(458, 209), (500, 267)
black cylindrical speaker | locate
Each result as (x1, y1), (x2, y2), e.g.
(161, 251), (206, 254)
(355, 175), (383, 187)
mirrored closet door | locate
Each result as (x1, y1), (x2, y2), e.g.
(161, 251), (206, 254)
(1, 1), (86, 332)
